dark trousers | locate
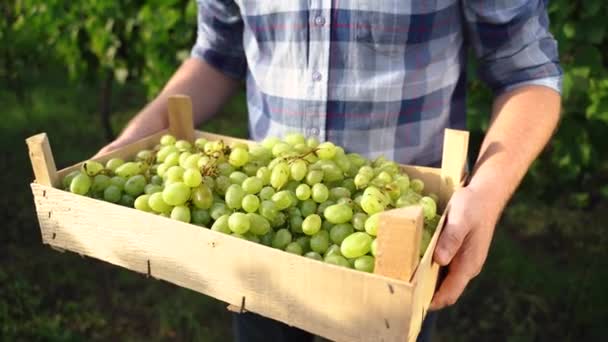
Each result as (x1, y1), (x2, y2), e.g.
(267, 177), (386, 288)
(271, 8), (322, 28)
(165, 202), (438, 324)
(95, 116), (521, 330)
(233, 311), (437, 342)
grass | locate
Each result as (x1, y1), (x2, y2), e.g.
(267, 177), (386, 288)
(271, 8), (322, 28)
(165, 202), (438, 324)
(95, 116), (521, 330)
(2, 72), (607, 341)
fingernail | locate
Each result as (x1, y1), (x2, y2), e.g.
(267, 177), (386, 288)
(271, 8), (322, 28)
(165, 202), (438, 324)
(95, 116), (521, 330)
(435, 248), (447, 265)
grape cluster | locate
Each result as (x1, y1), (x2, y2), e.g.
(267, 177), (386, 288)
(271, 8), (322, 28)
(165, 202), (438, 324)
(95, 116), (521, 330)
(63, 133), (441, 272)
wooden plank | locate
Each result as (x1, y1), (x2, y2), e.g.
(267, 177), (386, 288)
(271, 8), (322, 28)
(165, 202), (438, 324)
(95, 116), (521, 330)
(439, 129), (469, 207)
(56, 130), (168, 179)
(26, 133), (59, 187)
(168, 95), (195, 142)
(31, 183), (414, 342)
(374, 206), (424, 282)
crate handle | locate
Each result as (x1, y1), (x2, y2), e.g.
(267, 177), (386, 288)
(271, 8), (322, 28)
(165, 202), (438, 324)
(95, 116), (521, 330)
(439, 129), (469, 205)
(26, 133), (58, 187)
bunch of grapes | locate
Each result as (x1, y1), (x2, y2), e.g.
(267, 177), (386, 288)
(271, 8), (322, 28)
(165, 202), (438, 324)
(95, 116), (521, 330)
(62, 133), (441, 272)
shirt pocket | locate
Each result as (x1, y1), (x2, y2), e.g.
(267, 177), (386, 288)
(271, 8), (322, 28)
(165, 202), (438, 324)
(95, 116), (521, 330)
(354, 10), (410, 57)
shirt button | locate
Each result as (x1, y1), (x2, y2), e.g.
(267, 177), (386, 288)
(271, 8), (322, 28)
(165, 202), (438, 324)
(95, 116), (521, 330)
(309, 127), (319, 136)
(312, 71), (322, 82)
(314, 15), (325, 27)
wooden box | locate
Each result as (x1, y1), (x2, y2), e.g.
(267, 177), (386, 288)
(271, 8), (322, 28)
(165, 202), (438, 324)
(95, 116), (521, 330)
(27, 96), (469, 342)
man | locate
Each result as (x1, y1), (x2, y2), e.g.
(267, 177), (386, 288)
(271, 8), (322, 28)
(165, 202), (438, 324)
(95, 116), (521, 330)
(98, 1), (562, 341)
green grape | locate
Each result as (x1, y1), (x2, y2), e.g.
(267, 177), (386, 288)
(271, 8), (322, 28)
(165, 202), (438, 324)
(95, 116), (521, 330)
(160, 134), (177, 146)
(306, 137), (320, 148)
(109, 176), (126, 191)
(262, 137), (280, 149)
(270, 211), (286, 228)
(311, 183), (329, 203)
(371, 238), (378, 257)
(192, 208), (211, 226)
(156, 163), (169, 177)
(144, 184), (163, 194)
(211, 214), (231, 234)
(296, 236), (311, 253)
(271, 190), (293, 210)
(225, 184), (245, 209)
(103, 185), (121, 203)
(245, 233), (261, 243)
(157, 145), (178, 162)
(330, 223), (354, 244)
(259, 200), (279, 221)
(215, 175), (231, 195)
(310, 230), (330, 253)
(62, 170), (81, 189)
(192, 184), (213, 209)
(285, 242), (303, 255)
(284, 181), (300, 193)
(352, 212), (368, 231)
(322, 220), (334, 231)
(272, 142), (291, 157)
(164, 152), (180, 167)
(81, 160), (104, 176)
(183, 169), (203, 187)
(105, 158), (124, 172)
(375, 171), (393, 185)
(162, 182), (190, 206)
(295, 184), (311, 201)
(228, 212), (250, 234)
(124, 175), (146, 196)
(320, 163), (343, 183)
(354, 174), (372, 191)
(210, 202), (230, 220)
(260, 231), (275, 246)
(229, 147), (249, 167)
(183, 154), (202, 169)
(231, 142), (249, 150)
(247, 213), (271, 235)
(70, 173), (92, 195)
(341, 178), (356, 193)
(385, 182), (401, 201)
(270, 162), (289, 189)
(202, 176), (215, 190)
(136, 149), (154, 162)
(287, 207), (302, 217)
(334, 154), (351, 172)
(217, 163), (235, 176)
(305, 251), (323, 261)
(302, 214), (322, 235)
(365, 213), (381, 236)
(299, 199), (317, 217)
(149, 192), (172, 213)
(194, 137), (208, 149)
(259, 186), (276, 200)
(329, 187), (351, 201)
(171, 205), (191, 223)
(323, 203), (353, 224)
(272, 229), (292, 249)
(289, 215), (303, 234)
(242, 194), (260, 213)
(115, 162), (143, 178)
(284, 132), (306, 146)
(120, 194), (135, 207)
(419, 196), (437, 220)
(166, 166), (185, 182)
(324, 255), (351, 268)
(316, 200), (335, 217)
(428, 193), (439, 204)
(325, 244), (343, 258)
(306, 169), (324, 185)
(242, 177), (263, 194)
(256, 167), (271, 185)
(395, 175), (410, 192)
(294, 143), (311, 154)
(354, 255), (375, 272)
(360, 186), (386, 214)
(340, 232), (373, 258)
(316, 142), (337, 160)
(290, 160), (307, 181)
(91, 174), (111, 192)
(175, 140), (192, 151)
(249, 145), (272, 162)
(134, 194), (152, 212)
(410, 178), (424, 193)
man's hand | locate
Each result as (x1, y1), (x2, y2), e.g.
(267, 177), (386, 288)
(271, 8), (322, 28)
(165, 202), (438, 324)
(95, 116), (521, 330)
(429, 185), (499, 310)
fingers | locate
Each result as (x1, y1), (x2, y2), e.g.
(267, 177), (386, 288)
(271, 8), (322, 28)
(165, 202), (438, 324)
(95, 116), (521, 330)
(433, 215), (468, 266)
(429, 257), (473, 310)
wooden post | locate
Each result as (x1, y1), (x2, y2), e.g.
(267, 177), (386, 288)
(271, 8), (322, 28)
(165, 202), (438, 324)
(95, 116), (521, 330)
(439, 129), (469, 205)
(374, 206), (424, 282)
(168, 95), (195, 142)
(26, 133), (58, 187)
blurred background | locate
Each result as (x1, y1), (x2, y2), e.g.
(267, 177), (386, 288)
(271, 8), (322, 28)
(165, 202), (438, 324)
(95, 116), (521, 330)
(1, 1), (607, 341)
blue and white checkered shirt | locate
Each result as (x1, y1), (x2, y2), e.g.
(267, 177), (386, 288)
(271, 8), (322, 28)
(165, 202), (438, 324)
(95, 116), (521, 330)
(192, 0), (562, 166)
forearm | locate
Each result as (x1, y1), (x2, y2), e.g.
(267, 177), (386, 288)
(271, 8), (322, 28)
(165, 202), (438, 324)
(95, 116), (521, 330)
(115, 57), (241, 143)
(467, 85), (561, 217)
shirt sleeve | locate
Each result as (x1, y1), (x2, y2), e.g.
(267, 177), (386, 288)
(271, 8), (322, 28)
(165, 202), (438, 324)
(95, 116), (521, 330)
(191, 0), (247, 80)
(462, 0), (563, 94)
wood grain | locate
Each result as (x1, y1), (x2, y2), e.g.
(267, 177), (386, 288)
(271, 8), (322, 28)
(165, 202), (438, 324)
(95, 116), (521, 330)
(168, 95), (195, 142)
(26, 133), (58, 187)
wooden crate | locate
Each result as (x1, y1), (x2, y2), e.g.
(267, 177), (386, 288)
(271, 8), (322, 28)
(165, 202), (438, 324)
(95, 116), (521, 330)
(26, 96), (469, 342)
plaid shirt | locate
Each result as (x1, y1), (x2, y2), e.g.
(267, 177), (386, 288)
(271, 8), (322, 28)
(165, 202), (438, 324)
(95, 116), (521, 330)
(192, 0), (562, 166)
